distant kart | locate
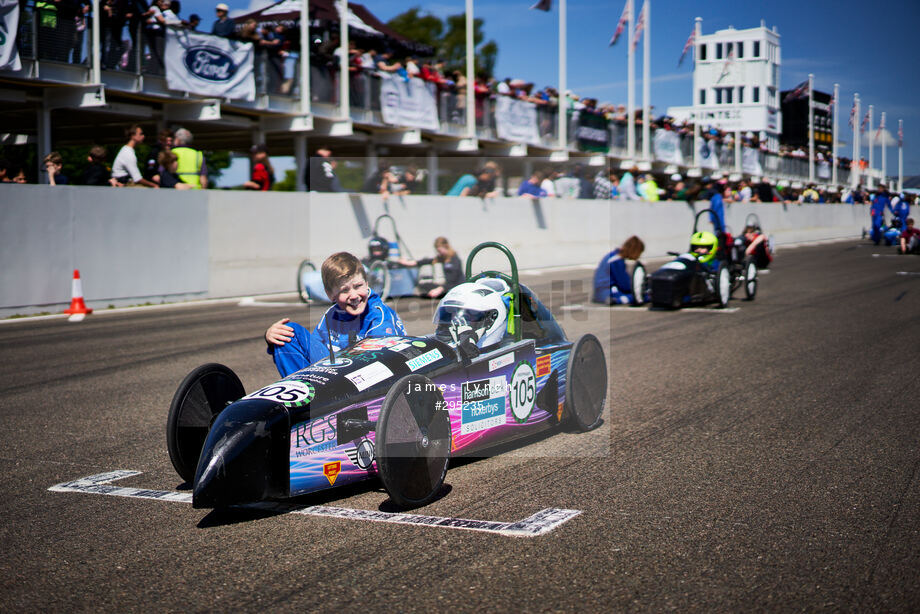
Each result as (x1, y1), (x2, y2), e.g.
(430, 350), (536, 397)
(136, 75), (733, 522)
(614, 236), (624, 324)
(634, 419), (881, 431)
(297, 215), (434, 302)
(648, 208), (758, 309)
(731, 213), (774, 270)
(168, 242), (608, 510)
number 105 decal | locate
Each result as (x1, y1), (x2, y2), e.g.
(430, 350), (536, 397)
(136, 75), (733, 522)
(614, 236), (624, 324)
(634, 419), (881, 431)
(509, 361), (536, 422)
(245, 381), (316, 407)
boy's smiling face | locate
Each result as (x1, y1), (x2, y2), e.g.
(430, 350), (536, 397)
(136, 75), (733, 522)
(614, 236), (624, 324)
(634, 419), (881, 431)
(328, 273), (369, 316)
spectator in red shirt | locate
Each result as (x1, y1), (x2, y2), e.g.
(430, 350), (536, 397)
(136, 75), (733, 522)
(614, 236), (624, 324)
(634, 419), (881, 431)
(243, 144), (274, 191)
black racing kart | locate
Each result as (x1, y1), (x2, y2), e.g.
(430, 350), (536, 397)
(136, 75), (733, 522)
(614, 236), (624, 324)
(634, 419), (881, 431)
(648, 208), (758, 309)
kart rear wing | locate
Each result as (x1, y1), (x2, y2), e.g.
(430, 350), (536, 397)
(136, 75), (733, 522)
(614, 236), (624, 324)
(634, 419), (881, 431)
(465, 241), (523, 342)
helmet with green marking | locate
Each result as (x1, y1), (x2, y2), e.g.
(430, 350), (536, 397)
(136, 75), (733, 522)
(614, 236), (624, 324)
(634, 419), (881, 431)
(690, 231), (719, 264)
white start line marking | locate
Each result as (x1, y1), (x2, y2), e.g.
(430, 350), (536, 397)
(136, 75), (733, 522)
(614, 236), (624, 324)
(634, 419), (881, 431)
(48, 471), (581, 538)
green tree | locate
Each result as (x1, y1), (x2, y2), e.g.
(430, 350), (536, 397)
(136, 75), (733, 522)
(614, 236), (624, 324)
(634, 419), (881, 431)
(386, 7), (443, 50)
(386, 7), (498, 78)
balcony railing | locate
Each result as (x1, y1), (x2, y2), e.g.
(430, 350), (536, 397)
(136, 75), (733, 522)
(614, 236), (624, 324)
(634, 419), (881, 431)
(6, 2), (863, 188)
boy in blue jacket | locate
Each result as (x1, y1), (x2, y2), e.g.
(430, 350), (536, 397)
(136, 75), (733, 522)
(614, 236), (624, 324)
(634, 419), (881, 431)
(265, 252), (406, 377)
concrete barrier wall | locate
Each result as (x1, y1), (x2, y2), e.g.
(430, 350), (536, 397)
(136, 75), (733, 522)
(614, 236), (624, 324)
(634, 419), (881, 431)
(0, 185), (870, 317)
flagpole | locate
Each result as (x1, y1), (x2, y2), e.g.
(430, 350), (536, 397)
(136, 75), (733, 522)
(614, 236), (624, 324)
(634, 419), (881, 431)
(880, 111), (886, 189)
(807, 74), (814, 183)
(558, 0), (567, 152)
(641, 0), (650, 162)
(626, 0), (635, 161)
(852, 94), (859, 190)
(832, 83), (838, 187)
(466, 0), (475, 140)
(338, 0), (349, 120)
(868, 104), (873, 189)
(692, 17), (701, 171)
(300, 0), (310, 115)
(898, 119), (903, 192)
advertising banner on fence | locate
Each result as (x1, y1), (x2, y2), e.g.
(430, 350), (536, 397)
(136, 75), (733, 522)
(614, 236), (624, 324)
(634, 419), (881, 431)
(742, 147), (763, 176)
(698, 140), (719, 170)
(653, 130), (683, 165)
(379, 75), (440, 131)
(165, 29), (254, 101)
(573, 111), (609, 153)
(494, 96), (540, 145)
(0, 0), (21, 71)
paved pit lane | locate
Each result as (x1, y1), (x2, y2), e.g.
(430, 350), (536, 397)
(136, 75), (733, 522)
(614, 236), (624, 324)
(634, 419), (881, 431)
(2, 239), (919, 611)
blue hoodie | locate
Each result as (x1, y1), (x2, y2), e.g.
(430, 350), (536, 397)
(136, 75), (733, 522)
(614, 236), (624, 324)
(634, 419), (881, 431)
(269, 290), (406, 377)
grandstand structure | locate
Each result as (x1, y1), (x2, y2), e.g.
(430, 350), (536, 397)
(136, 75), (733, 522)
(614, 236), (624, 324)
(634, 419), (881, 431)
(1, 1), (865, 189)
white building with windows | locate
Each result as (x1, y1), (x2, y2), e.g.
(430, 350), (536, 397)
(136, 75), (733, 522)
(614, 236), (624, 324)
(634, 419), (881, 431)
(668, 20), (782, 152)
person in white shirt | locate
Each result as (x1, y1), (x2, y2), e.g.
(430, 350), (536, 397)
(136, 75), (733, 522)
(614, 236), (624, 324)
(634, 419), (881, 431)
(540, 168), (558, 197)
(112, 124), (159, 188)
(736, 180), (752, 202)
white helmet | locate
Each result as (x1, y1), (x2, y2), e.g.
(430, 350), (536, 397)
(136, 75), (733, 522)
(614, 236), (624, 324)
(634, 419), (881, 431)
(433, 279), (509, 348)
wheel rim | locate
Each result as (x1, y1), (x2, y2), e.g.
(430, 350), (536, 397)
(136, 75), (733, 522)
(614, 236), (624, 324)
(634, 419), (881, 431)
(632, 266), (646, 304)
(719, 268), (730, 305)
(168, 365), (243, 483)
(297, 260), (315, 303)
(746, 263), (757, 297)
(567, 335), (607, 430)
(378, 377), (450, 505)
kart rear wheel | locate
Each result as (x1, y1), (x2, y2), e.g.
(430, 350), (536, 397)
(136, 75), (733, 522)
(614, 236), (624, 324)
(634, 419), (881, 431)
(367, 259), (390, 301)
(743, 258), (758, 300)
(631, 263), (647, 306)
(716, 265), (731, 308)
(167, 363), (244, 484)
(376, 374), (451, 508)
(297, 260), (316, 303)
(565, 334), (607, 431)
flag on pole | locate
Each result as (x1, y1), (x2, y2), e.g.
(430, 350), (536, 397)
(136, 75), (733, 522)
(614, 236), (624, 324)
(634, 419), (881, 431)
(848, 101), (856, 128)
(718, 47), (734, 80)
(783, 80), (808, 103)
(631, 1), (646, 52)
(678, 26), (695, 66)
(530, 0), (552, 10)
(609, 1), (629, 47)
(828, 92), (835, 113)
(875, 114), (885, 140)
(860, 109), (869, 133)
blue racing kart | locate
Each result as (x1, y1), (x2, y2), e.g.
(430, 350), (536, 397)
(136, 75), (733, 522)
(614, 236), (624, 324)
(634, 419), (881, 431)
(168, 242), (608, 509)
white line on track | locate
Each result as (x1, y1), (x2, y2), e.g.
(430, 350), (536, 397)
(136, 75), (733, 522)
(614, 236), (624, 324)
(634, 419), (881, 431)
(560, 304), (740, 313)
(896, 271), (920, 276)
(237, 297), (301, 307)
(49, 471), (582, 538)
(871, 254), (901, 258)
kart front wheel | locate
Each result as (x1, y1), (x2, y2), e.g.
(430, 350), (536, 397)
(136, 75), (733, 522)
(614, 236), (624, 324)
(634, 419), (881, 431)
(297, 260), (316, 303)
(376, 374), (451, 509)
(631, 263), (647, 306)
(367, 259), (390, 301)
(167, 363), (244, 484)
(743, 258), (758, 300)
(565, 334), (607, 431)
(716, 265), (731, 308)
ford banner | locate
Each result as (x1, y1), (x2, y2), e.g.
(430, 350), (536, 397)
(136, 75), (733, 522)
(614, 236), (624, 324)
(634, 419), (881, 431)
(165, 29), (254, 101)
(0, 0), (21, 71)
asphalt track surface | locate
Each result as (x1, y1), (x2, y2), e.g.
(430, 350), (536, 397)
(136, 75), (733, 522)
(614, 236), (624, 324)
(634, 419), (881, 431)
(2, 240), (919, 612)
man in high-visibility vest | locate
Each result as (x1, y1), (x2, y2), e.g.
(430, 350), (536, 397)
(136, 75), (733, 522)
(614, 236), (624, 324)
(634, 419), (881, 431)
(172, 128), (208, 189)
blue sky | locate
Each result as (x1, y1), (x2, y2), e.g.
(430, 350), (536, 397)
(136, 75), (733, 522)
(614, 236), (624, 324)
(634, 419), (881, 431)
(187, 0), (920, 178)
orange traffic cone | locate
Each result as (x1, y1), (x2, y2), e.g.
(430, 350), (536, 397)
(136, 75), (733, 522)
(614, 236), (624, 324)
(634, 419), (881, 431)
(63, 269), (93, 322)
